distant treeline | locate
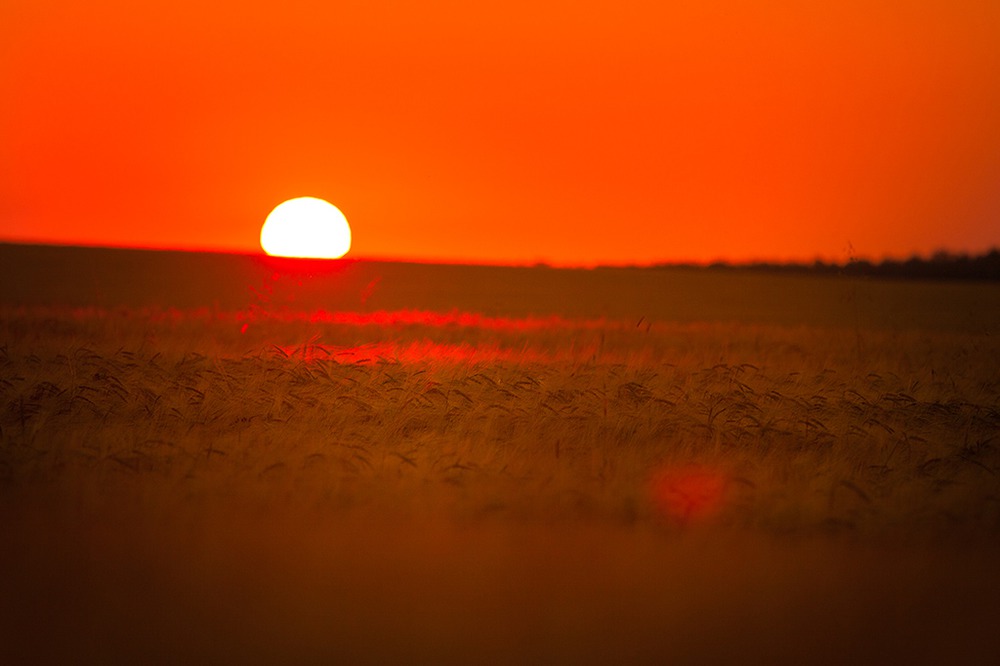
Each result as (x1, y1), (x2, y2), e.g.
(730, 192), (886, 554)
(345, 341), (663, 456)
(654, 249), (1000, 282)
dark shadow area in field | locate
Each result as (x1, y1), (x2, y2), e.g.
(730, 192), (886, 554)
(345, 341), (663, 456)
(3, 243), (998, 333)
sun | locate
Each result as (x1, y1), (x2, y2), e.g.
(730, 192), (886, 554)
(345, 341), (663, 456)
(260, 197), (352, 259)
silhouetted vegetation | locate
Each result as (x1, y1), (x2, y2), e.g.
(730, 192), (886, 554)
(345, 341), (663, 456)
(680, 249), (1000, 281)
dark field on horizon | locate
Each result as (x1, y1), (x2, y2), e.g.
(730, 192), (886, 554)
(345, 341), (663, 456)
(2, 243), (999, 664)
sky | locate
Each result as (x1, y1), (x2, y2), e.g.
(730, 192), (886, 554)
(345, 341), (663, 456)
(2, 0), (999, 266)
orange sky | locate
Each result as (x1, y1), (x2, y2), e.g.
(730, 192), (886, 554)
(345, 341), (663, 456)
(2, 1), (999, 266)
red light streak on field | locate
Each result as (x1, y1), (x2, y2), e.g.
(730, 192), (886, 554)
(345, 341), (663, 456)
(236, 308), (611, 332)
(56, 306), (612, 332)
(272, 341), (561, 365)
(237, 309), (613, 364)
(50, 306), (617, 365)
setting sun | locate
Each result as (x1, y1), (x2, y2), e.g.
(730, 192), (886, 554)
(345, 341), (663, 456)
(260, 197), (351, 259)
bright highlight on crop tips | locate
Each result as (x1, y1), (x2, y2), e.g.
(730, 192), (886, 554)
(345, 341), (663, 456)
(260, 197), (352, 259)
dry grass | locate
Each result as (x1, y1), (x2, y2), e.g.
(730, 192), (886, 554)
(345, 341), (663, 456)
(3, 305), (997, 537)
(2, 258), (1000, 663)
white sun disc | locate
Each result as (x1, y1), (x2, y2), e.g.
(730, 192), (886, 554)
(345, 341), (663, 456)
(260, 197), (352, 259)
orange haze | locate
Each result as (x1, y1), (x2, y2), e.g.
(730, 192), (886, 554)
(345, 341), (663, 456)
(2, 1), (998, 266)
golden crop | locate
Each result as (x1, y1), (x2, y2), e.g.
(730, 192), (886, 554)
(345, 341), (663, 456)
(2, 260), (999, 663)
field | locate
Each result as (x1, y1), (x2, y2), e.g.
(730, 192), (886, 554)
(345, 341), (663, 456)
(2, 243), (1000, 663)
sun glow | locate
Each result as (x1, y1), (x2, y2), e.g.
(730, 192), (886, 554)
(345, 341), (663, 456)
(260, 197), (352, 259)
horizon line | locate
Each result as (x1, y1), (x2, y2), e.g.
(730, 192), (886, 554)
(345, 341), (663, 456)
(1, 238), (997, 272)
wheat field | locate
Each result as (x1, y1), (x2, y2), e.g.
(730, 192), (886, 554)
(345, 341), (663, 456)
(2, 244), (999, 663)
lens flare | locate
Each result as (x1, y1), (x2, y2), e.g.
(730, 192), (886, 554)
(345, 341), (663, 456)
(650, 465), (729, 524)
